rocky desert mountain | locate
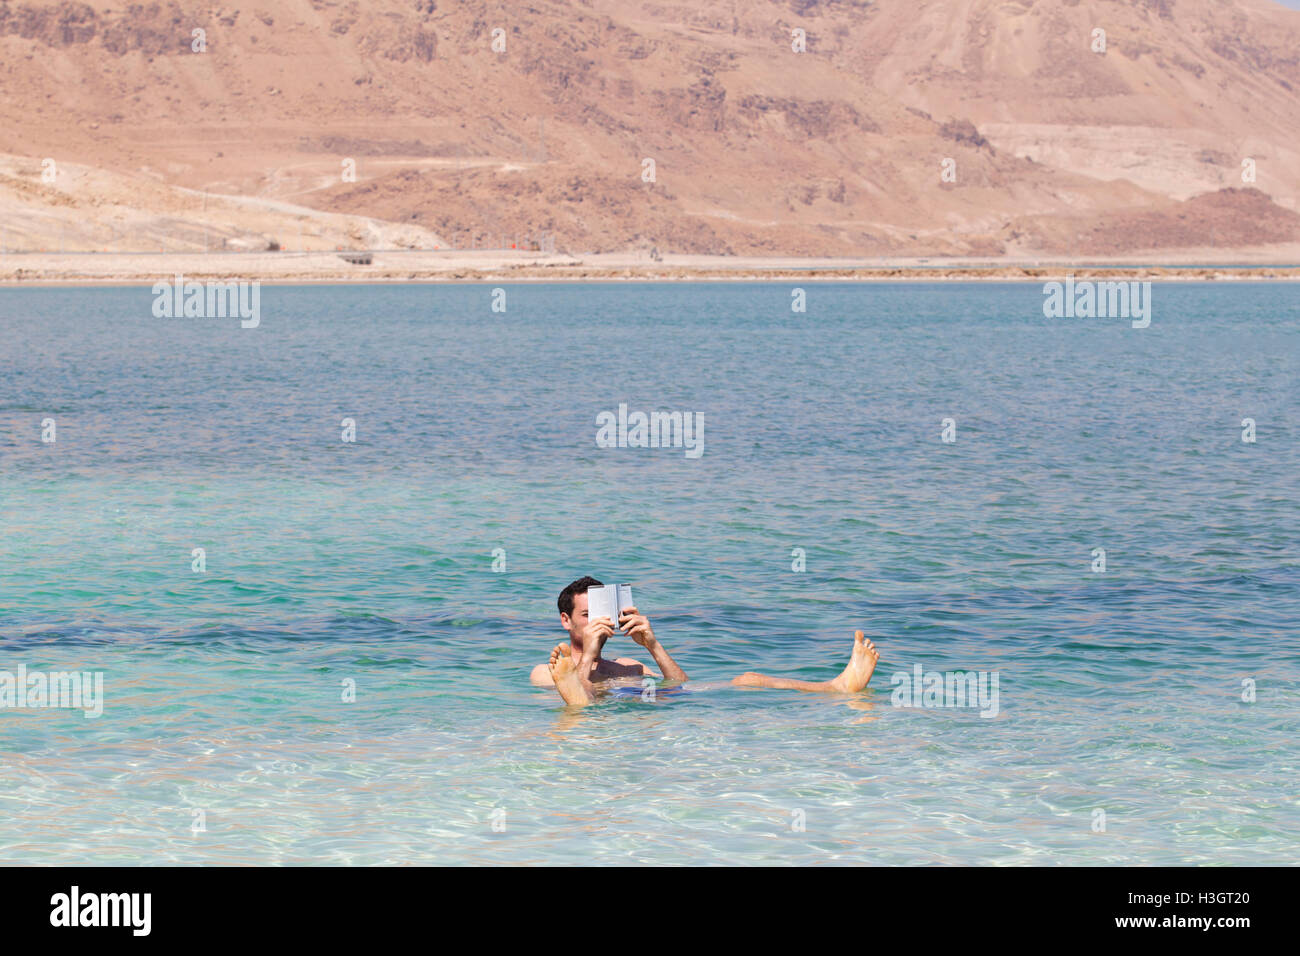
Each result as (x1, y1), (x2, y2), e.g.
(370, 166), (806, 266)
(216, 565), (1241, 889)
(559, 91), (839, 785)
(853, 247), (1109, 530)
(1, 0), (1298, 258)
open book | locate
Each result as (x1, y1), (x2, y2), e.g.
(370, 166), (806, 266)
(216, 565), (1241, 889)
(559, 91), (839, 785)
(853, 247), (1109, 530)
(587, 584), (634, 625)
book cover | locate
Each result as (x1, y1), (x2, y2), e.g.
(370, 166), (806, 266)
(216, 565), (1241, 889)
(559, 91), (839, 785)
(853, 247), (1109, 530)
(587, 584), (634, 625)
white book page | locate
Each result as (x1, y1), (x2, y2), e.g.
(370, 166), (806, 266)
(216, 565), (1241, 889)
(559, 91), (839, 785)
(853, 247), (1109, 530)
(586, 585), (617, 624)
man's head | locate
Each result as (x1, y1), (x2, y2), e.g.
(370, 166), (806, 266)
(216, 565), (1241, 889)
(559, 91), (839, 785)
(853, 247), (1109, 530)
(558, 576), (603, 649)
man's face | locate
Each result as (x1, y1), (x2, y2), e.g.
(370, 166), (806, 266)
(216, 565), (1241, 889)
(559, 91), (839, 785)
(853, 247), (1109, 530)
(561, 592), (590, 647)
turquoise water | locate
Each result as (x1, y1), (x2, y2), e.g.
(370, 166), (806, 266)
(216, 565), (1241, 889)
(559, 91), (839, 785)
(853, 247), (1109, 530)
(1, 281), (1297, 865)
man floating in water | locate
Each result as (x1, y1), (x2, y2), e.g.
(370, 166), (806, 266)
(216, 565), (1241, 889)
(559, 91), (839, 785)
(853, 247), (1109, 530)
(530, 576), (881, 707)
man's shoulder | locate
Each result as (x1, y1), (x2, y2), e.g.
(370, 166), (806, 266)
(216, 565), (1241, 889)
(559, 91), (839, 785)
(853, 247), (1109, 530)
(529, 663), (554, 686)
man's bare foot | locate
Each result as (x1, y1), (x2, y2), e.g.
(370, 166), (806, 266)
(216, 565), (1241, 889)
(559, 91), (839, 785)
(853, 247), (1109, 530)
(827, 631), (880, 693)
(548, 643), (594, 707)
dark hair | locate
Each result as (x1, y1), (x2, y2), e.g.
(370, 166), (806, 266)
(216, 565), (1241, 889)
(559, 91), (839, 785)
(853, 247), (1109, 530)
(558, 576), (603, 616)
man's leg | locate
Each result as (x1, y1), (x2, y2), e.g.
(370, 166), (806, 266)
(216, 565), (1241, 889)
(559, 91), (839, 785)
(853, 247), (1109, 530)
(732, 631), (880, 693)
(548, 643), (595, 706)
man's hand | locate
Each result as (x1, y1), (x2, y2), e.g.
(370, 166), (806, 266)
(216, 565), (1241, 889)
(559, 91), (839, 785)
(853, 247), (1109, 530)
(619, 607), (656, 650)
(581, 616), (614, 663)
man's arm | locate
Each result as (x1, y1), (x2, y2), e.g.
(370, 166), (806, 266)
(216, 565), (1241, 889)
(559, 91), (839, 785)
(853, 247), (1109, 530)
(620, 608), (687, 682)
(575, 617), (614, 697)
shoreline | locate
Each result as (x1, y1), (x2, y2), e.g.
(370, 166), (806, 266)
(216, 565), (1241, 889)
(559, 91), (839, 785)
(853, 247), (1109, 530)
(3, 250), (1300, 285)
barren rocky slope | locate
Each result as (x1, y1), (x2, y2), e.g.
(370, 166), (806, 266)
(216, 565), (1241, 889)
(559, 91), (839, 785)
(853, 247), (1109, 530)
(1, 0), (1297, 257)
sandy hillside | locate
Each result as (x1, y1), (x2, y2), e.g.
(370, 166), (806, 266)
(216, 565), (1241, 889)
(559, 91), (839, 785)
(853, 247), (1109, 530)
(1, 0), (1298, 260)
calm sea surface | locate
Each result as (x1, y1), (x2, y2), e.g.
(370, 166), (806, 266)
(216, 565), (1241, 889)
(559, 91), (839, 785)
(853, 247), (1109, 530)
(0, 281), (1296, 864)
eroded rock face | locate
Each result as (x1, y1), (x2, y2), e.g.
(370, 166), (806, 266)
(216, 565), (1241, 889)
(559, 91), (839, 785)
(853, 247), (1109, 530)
(1019, 188), (1300, 257)
(0, 2), (190, 54)
(358, 25), (437, 63)
(1, 0), (1298, 258)
(0, 2), (99, 46)
(100, 5), (191, 56)
(939, 120), (988, 151)
(736, 96), (879, 138)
